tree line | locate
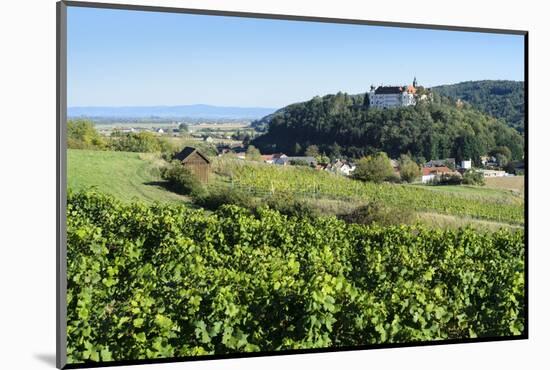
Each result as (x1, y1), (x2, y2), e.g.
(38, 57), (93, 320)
(67, 119), (217, 157)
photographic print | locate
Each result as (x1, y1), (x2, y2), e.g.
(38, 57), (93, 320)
(58, 2), (527, 367)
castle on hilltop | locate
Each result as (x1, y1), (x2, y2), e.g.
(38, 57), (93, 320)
(368, 77), (427, 109)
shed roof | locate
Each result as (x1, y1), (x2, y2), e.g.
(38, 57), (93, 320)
(174, 146), (211, 164)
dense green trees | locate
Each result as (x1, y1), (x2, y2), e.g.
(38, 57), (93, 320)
(251, 91), (524, 162)
(432, 80), (524, 132)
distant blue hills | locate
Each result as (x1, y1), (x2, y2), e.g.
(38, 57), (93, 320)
(67, 104), (277, 120)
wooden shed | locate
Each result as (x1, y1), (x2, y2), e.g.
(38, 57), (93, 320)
(174, 146), (211, 183)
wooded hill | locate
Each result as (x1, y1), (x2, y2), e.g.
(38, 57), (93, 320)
(432, 80), (524, 132)
(251, 89), (524, 163)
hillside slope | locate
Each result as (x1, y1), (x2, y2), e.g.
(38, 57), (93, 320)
(432, 80), (524, 132)
(251, 91), (523, 162)
(67, 149), (190, 203)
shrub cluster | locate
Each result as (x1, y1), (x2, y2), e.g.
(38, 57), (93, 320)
(194, 187), (256, 211)
(340, 201), (414, 226)
(160, 162), (205, 197)
(461, 169), (485, 186)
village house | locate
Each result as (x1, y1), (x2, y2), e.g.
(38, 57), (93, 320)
(173, 146), (211, 183)
(324, 159), (356, 176)
(260, 154), (275, 163)
(271, 153), (289, 165)
(421, 166), (456, 183)
(260, 154), (289, 164)
(425, 158), (456, 168)
(481, 155), (498, 167)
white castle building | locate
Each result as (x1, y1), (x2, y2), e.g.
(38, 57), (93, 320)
(368, 78), (418, 109)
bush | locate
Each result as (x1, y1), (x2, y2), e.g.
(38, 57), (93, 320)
(158, 138), (179, 156)
(462, 169), (485, 185)
(386, 173), (402, 184)
(340, 201), (414, 226)
(435, 173), (463, 185)
(262, 192), (317, 218)
(289, 159), (310, 167)
(398, 154), (421, 183)
(353, 152), (395, 183)
(194, 187), (256, 211)
(161, 162), (205, 196)
(246, 145), (262, 161)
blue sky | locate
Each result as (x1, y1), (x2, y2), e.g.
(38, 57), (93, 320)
(67, 6), (524, 108)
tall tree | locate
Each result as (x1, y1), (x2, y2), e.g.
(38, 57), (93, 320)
(305, 145), (320, 158)
(246, 145), (262, 161)
(398, 154), (421, 183)
(353, 152), (395, 183)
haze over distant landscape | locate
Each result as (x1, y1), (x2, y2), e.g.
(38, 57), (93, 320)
(67, 104), (277, 120)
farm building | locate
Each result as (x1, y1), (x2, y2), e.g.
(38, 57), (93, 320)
(174, 146), (211, 183)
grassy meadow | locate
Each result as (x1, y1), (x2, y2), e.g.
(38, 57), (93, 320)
(67, 149), (191, 204)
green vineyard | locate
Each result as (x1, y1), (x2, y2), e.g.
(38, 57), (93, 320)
(213, 159), (524, 225)
(66, 190), (525, 364)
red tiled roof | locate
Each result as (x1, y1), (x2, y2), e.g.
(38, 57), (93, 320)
(422, 166), (452, 176)
(406, 85), (417, 94)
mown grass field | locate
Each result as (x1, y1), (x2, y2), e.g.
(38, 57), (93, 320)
(67, 149), (190, 203)
(485, 176), (525, 193)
